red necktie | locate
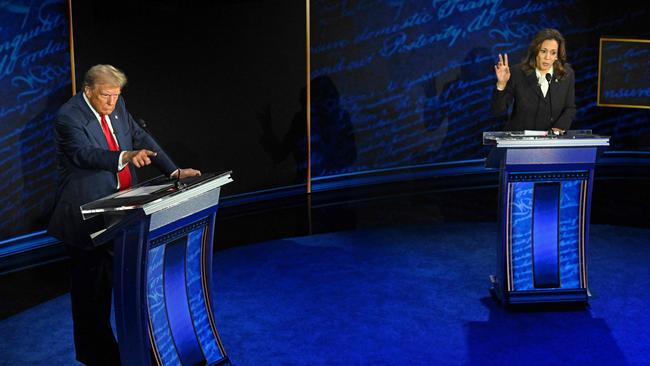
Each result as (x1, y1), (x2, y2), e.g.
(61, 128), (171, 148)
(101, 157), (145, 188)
(100, 114), (132, 190)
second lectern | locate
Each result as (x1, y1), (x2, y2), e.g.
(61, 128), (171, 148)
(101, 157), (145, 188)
(484, 131), (609, 304)
(81, 171), (233, 365)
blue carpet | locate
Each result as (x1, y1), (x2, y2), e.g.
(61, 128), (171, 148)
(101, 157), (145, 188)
(1, 223), (649, 365)
(0, 294), (79, 365)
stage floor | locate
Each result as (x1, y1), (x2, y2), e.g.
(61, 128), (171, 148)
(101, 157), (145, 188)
(2, 222), (649, 365)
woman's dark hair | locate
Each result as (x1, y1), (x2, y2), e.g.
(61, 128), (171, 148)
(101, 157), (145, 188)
(522, 28), (568, 79)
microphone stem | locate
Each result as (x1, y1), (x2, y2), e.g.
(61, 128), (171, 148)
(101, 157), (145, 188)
(546, 73), (553, 126)
(137, 118), (180, 182)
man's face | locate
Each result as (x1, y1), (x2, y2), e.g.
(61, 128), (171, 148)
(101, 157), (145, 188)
(85, 84), (121, 115)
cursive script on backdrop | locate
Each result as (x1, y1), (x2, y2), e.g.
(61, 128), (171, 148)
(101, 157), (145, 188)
(310, 0), (650, 179)
(0, 0), (71, 240)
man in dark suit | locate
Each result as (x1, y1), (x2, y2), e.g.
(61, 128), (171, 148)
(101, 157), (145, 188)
(491, 28), (576, 132)
(48, 64), (200, 365)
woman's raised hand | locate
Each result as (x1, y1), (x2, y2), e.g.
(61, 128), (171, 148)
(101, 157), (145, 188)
(494, 53), (510, 89)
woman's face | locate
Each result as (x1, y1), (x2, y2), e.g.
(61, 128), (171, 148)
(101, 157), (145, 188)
(536, 39), (559, 73)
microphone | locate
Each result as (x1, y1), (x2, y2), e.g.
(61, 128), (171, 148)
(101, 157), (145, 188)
(136, 118), (151, 134)
(545, 73), (553, 124)
(136, 118), (183, 188)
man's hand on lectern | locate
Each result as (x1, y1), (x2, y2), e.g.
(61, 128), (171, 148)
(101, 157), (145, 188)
(172, 168), (201, 179)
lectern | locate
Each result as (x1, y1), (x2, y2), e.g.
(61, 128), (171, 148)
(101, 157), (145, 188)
(484, 131), (609, 304)
(81, 171), (233, 365)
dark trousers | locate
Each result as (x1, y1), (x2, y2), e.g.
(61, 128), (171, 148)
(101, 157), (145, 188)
(67, 244), (122, 366)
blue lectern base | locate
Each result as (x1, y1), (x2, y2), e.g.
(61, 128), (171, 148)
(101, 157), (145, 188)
(490, 275), (589, 305)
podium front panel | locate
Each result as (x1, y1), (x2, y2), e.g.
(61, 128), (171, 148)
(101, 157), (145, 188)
(507, 175), (585, 293)
(85, 172), (233, 365)
(146, 209), (227, 366)
(484, 132), (607, 304)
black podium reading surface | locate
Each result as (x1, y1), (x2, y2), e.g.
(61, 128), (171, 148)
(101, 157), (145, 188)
(81, 171), (233, 365)
(484, 131), (609, 304)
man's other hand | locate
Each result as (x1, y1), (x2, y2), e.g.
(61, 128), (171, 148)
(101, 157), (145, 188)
(172, 168), (202, 179)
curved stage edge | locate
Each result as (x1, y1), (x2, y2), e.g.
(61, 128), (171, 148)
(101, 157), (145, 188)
(2, 151), (649, 274)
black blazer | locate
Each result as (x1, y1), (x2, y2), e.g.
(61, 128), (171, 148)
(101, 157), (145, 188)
(492, 63), (575, 131)
(48, 92), (178, 248)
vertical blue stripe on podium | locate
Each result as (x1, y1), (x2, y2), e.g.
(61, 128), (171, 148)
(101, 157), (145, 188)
(532, 183), (560, 288)
(164, 238), (205, 366)
(559, 180), (581, 288)
(511, 182), (534, 290)
(147, 245), (181, 365)
(186, 228), (224, 363)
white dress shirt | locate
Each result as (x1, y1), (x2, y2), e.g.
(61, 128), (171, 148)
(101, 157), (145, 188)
(535, 66), (554, 98)
(82, 93), (128, 188)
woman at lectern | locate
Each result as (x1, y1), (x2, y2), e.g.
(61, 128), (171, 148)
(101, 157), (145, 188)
(491, 28), (575, 133)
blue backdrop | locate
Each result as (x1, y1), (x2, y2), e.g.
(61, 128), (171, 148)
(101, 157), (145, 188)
(309, 0), (650, 178)
(2, 0), (650, 243)
(0, 0), (71, 240)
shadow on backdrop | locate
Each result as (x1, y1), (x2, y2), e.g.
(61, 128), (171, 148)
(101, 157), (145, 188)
(310, 75), (357, 178)
(258, 87), (308, 184)
(424, 47), (498, 161)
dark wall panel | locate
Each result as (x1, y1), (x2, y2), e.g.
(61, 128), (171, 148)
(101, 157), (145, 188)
(4, 0), (650, 243)
(71, 0), (307, 195)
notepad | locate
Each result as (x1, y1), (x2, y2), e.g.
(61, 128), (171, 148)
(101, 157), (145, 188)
(523, 130), (548, 136)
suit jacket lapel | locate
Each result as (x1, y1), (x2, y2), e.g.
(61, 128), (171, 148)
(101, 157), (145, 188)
(76, 93), (109, 149)
(549, 75), (559, 95)
(527, 72), (543, 99)
(548, 75), (561, 108)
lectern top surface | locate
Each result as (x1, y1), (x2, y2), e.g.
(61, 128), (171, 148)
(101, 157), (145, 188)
(80, 171), (232, 216)
(483, 130), (610, 148)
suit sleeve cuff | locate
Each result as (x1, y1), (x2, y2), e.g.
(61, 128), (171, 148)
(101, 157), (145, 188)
(118, 151), (127, 171)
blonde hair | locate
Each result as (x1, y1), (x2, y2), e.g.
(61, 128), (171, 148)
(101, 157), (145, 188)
(83, 64), (127, 88)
